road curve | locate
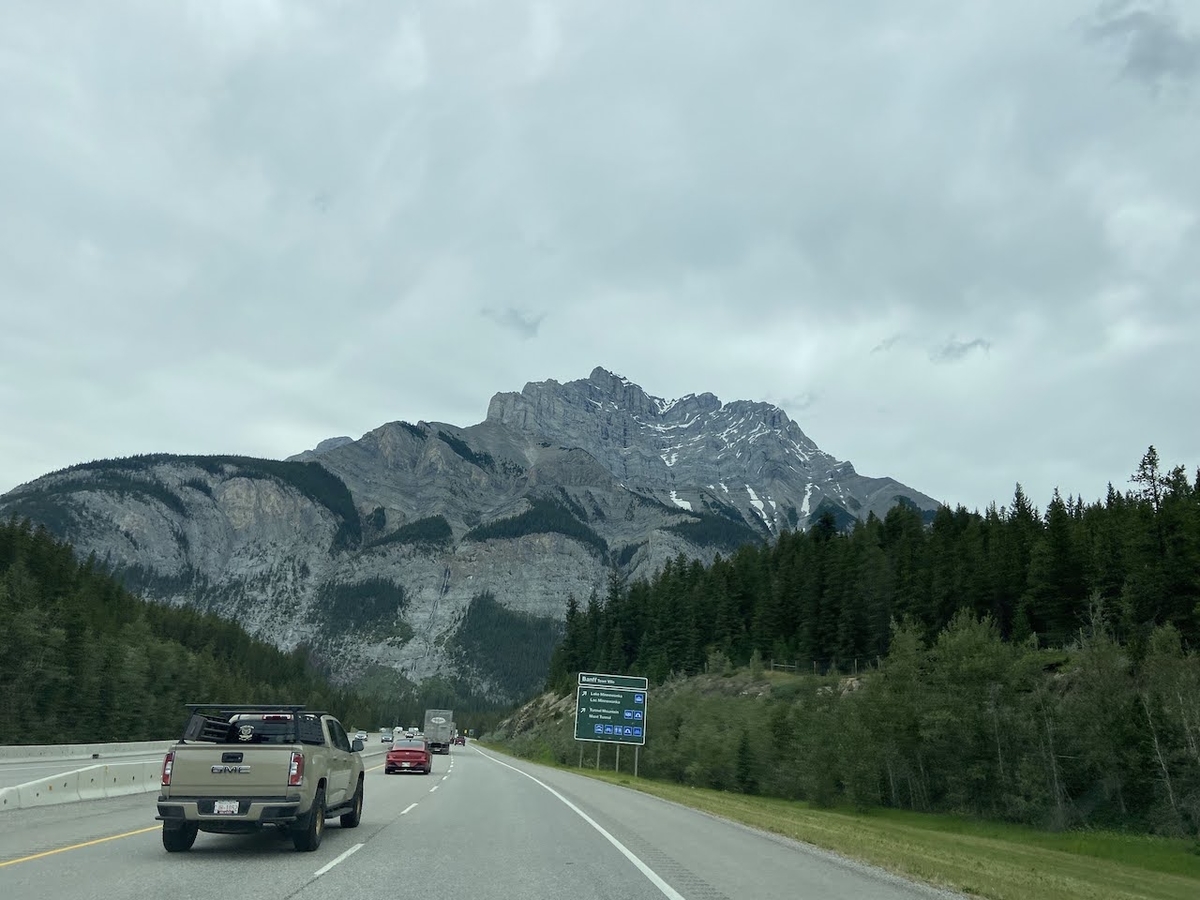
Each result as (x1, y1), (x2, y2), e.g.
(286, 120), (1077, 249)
(0, 745), (962, 900)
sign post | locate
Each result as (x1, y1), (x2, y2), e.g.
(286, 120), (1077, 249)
(574, 672), (648, 773)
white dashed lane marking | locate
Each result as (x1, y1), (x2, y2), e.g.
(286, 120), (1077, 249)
(314, 843), (363, 877)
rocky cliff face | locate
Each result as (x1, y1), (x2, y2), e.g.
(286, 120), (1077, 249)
(0, 369), (939, 702)
(483, 367), (928, 532)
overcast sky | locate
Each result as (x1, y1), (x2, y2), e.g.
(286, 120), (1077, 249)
(2, 1), (1197, 514)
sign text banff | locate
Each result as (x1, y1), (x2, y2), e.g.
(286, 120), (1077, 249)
(574, 672), (648, 745)
(577, 672), (649, 690)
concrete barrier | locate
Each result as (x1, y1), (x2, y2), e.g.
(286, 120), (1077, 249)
(75, 765), (110, 802)
(1, 763), (163, 813)
(17, 771), (81, 808)
(0, 740), (175, 763)
(100, 761), (158, 798)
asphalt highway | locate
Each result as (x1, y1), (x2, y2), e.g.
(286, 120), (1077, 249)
(0, 745), (962, 900)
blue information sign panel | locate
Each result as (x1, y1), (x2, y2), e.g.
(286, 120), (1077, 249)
(573, 674), (648, 745)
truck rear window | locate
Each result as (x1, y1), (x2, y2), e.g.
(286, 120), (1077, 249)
(183, 713), (326, 745)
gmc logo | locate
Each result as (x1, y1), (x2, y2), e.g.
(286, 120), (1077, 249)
(211, 765), (251, 774)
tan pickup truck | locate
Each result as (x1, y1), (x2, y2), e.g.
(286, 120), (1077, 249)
(156, 703), (366, 852)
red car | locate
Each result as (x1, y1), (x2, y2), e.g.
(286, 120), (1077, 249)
(385, 738), (431, 774)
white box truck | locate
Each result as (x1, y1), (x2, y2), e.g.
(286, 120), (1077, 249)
(423, 709), (454, 754)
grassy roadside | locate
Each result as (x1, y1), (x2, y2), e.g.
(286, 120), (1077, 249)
(477, 742), (1200, 900)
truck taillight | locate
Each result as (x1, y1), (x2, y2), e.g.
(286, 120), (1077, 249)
(288, 751), (304, 787)
(161, 751), (174, 786)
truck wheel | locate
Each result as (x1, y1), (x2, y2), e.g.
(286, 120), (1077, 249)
(292, 787), (325, 852)
(162, 822), (198, 853)
(340, 777), (363, 828)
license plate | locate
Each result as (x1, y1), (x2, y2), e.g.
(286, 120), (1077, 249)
(213, 800), (239, 815)
(401, 762), (411, 768)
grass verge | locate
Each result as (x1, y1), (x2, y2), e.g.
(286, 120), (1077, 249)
(478, 743), (1200, 900)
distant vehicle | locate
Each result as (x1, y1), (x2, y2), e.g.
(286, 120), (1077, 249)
(384, 738), (431, 774)
(453, 735), (466, 746)
(380, 728), (393, 743)
(157, 703), (364, 853)
(354, 730), (368, 743)
(424, 709), (454, 754)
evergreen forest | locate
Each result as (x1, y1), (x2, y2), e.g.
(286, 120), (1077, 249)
(537, 448), (1200, 835)
(0, 518), (394, 743)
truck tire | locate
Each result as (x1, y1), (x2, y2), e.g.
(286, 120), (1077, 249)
(340, 777), (363, 828)
(292, 787), (325, 852)
(162, 822), (198, 853)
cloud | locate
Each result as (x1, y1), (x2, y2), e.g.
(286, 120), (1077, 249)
(871, 334), (906, 354)
(1086, 1), (1200, 89)
(930, 338), (992, 363)
(481, 307), (546, 339)
(767, 391), (819, 415)
(0, 0), (1197, 516)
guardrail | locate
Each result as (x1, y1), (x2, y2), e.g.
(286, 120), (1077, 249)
(0, 740), (176, 763)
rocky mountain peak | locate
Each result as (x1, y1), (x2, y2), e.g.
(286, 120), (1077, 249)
(313, 436), (354, 453)
(0, 366), (940, 701)
(479, 367), (918, 538)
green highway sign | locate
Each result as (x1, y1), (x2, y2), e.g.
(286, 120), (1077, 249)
(578, 671), (649, 691)
(574, 679), (647, 745)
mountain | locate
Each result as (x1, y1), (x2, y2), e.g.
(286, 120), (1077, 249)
(0, 368), (939, 702)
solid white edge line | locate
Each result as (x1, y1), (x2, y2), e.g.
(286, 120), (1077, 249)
(401, 802), (417, 815)
(474, 748), (686, 900)
(313, 842), (363, 877)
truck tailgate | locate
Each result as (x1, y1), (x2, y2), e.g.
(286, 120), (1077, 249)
(167, 744), (293, 796)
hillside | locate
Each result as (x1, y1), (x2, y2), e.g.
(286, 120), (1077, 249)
(489, 446), (1200, 837)
(491, 612), (1200, 837)
(0, 518), (441, 742)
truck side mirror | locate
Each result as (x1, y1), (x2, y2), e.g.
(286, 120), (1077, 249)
(352, 739), (364, 752)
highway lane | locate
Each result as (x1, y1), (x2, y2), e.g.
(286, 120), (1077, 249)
(0, 743), (432, 899)
(0, 745), (962, 900)
(311, 745), (674, 900)
(472, 748), (963, 900)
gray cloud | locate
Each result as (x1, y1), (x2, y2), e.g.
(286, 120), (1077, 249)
(930, 338), (993, 363)
(768, 391), (819, 415)
(481, 307), (545, 339)
(1087, 1), (1200, 88)
(0, 0), (1196, 514)
(871, 335), (905, 354)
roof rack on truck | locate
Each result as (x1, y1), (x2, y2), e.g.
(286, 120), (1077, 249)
(179, 703), (329, 744)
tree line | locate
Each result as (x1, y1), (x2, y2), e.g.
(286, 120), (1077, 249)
(549, 447), (1199, 686)
(0, 517), (389, 743)
(533, 447), (1200, 835)
(513, 609), (1200, 835)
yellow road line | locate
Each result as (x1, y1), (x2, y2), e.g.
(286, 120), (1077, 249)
(0, 826), (158, 869)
